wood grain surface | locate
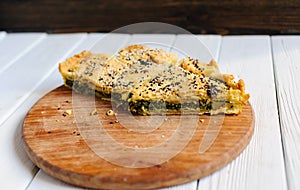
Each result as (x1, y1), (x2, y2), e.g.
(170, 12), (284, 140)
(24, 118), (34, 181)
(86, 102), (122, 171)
(23, 86), (254, 190)
(271, 36), (300, 190)
(1, 0), (300, 34)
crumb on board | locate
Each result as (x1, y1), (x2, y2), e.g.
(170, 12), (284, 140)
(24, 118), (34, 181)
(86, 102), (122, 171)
(106, 110), (115, 116)
(90, 109), (98, 116)
(199, 119), (205, 123)
(62, 109), (72, 117)
(72, 130), (80, 136)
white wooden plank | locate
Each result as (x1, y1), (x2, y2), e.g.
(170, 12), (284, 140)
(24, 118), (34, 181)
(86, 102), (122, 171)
(196, 35), (222, 61)
(0, 76), (59, 190)
(89, 33), (130, 54)
(27, 171), (83, 190)
(197, 36), (287, 190)
(171, 34), (221, 62)
(127, 33), (176, 49)
(271, 36), (300, 190)
(0, 31), (7, 41)
(90, 33), (175, 53)
(0, 33), (87, 126)
(160, 182), (198, 190)
(0, 33), (46, 74)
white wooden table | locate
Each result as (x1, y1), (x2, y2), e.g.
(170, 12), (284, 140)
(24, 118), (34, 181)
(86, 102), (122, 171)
(0, 32), (299, 190)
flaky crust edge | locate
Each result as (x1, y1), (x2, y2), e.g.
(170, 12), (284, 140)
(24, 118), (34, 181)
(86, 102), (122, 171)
(59, 50), (91, 83)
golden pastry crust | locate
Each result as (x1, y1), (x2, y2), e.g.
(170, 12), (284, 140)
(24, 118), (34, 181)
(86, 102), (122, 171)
(117, 44), (178, 65)
(59, 44), (250, 115)
(180, 57), (220, 76)
(58, 50), (91, 84)
(179, 57), (249, 107)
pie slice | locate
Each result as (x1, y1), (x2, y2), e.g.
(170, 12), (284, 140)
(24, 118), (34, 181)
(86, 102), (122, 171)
(59, 44), (249, 115)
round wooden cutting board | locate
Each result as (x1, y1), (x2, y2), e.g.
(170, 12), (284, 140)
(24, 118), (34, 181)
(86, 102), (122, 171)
(23, 86), (254, 190)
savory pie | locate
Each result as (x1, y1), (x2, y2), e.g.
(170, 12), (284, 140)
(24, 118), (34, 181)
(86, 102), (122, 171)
(59, 44), (249, 115)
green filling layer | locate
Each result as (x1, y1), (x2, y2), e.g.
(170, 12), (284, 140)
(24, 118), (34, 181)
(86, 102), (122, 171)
(65, 79), (111, 99)
(128, 100), (218, 115)
(65, 79), (237, 115)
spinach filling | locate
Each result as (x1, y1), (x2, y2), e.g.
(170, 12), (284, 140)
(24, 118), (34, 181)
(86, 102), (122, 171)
(65, 79), (111, 98)
(65, 79), (234, 115)
(128, 99), (223, 115)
